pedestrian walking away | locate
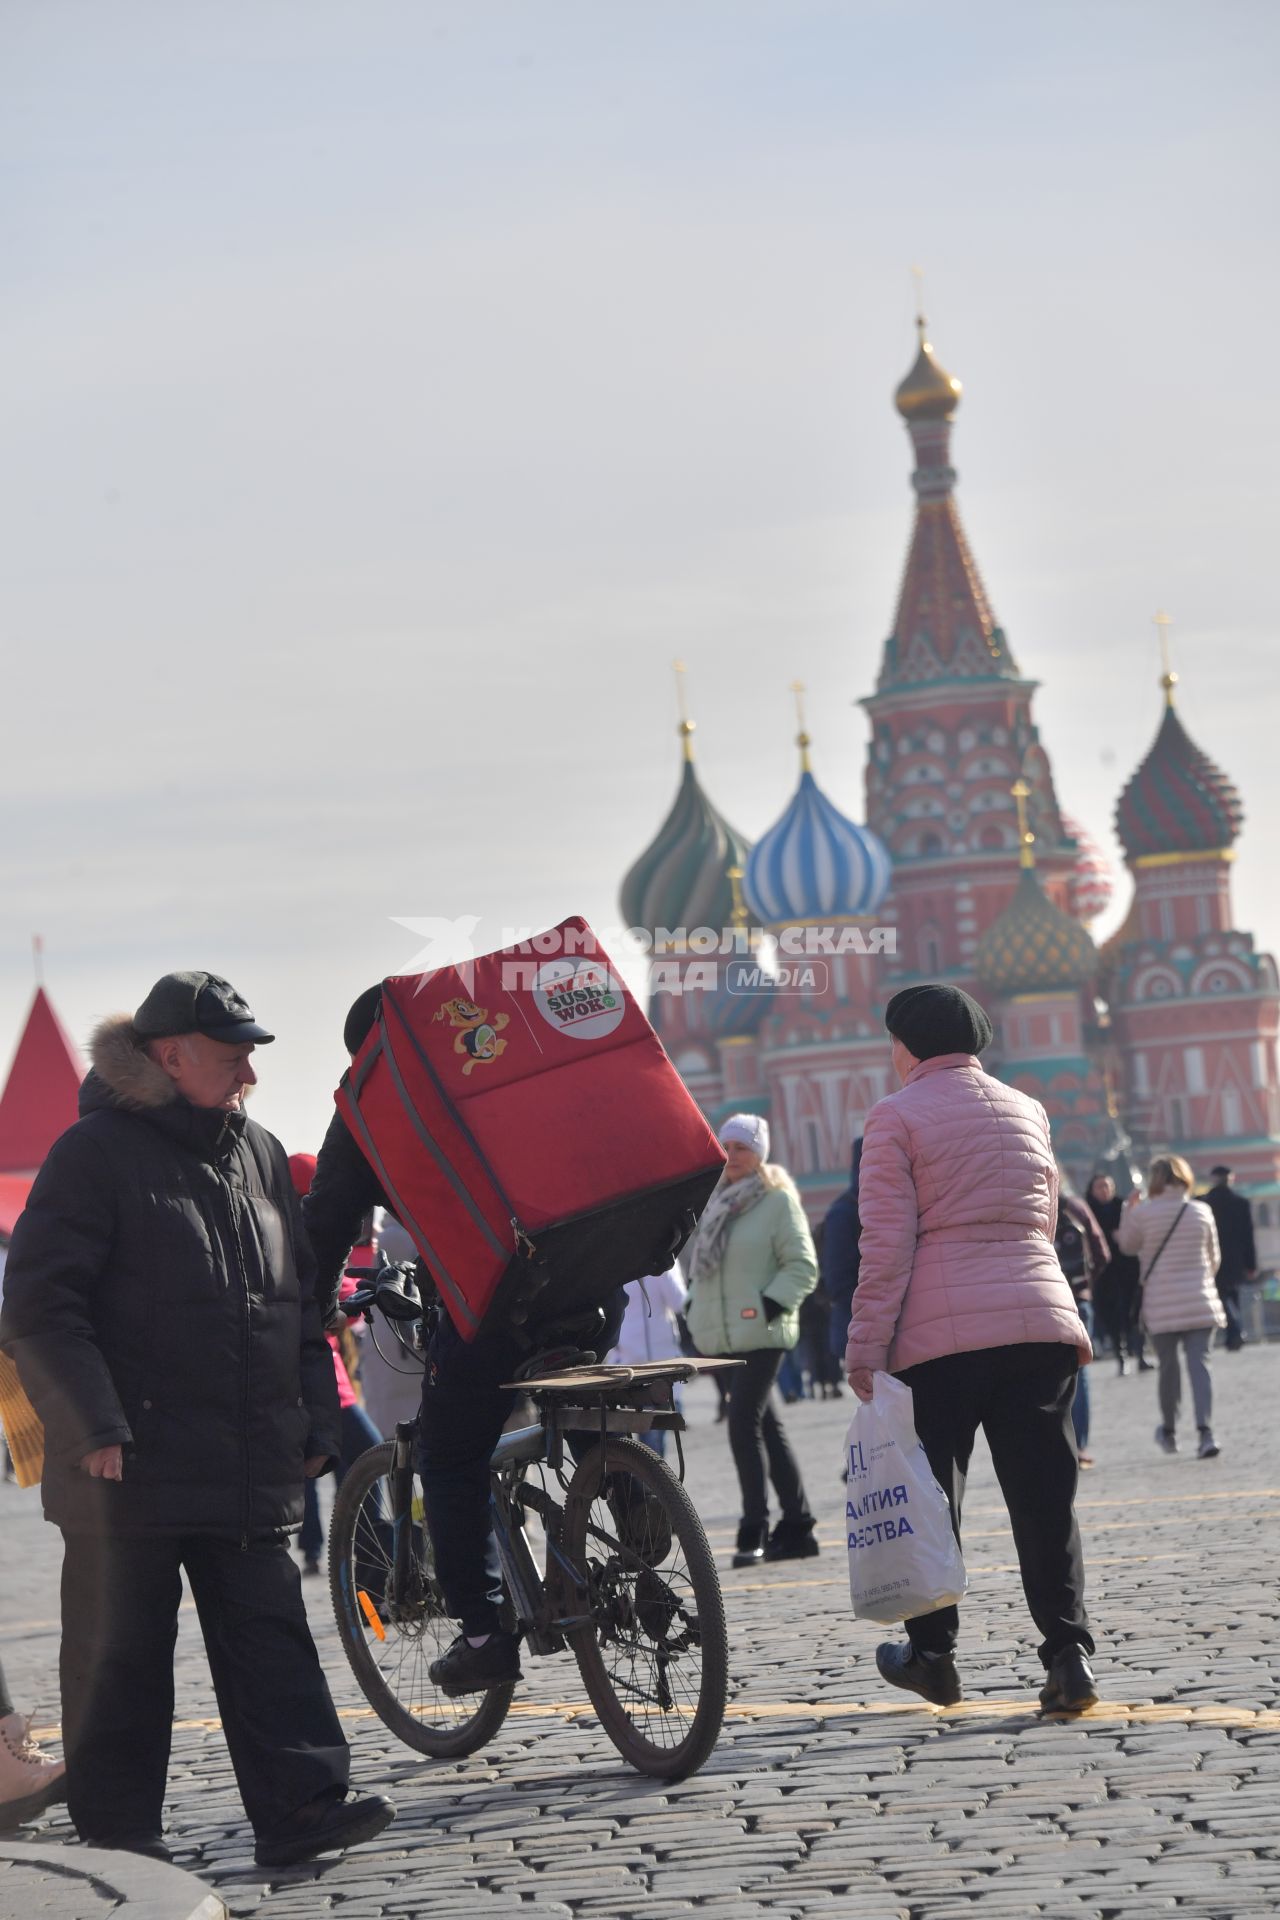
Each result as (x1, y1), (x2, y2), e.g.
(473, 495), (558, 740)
(684, 1113), (820, 1568)
(1087, 1174), (1149, 1374)
(0, 972), (395, 1867)
(1054, 1182), (1109, 1467)
(845, 983), (1097, 1716)
(1119, 1155), (1225, 1460)
(1202, 1165), (1257, 1354)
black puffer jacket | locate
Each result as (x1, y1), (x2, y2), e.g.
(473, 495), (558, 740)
(0, 1017), (339, 1537)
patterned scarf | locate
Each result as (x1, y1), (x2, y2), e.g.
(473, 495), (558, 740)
(688, 1172), (768, 1284)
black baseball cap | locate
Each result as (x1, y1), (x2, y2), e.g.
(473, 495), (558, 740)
(1209, 1164), (1232, 1178)
(133, 972), (275, 1045)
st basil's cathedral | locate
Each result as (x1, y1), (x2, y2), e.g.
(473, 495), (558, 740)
(620, 319), (1280, 1252)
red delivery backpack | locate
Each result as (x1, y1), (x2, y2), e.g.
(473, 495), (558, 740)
(335, 918), (725, 1342)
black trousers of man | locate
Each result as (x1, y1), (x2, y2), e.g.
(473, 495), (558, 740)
(894, 1342), (1094, 1670)
(59, 1531), (350, 1844)
(419, 1291), (626, 1638)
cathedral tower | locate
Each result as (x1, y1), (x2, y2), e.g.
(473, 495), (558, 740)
(1106, 653), (1280, 1186)
(863, 318), (1077, 993)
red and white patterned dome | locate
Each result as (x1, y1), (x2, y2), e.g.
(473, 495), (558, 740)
(1061, 814), (1115, 923)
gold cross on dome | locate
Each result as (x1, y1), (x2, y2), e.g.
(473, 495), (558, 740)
(1011, 778), (1035, 869)
(1153, 610), (1178, 706)
(790, 679), (812, 771)
(673, 659), (696, 759)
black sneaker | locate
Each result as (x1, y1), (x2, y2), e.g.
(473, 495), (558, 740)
(1039, 1647), (1098, 1714)
(1155, 1424), (1179, 1455)
(731, 1521), (767, 1568)
(875, 1641), (963, 1707)
(255, 1789), (396, 1869)
(764, 1518), (820, 1562)
(428, 1630), (522, 1697)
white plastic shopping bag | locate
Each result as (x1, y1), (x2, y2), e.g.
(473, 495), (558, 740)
(846, 1371), (967, 1623)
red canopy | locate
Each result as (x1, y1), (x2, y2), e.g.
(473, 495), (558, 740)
(0, 988), (85, 1175)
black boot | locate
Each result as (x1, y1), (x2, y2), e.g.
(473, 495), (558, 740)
(764, 1517), (820, 1562)
(731, 1521), (767, 1568)
(1039, 1647), (1098, 1714)
(875, 1641), (962, 1707)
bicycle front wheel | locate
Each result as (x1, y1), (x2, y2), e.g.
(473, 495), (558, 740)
(328, 1440), (514, 1758)
(563, 1436), (727, 1779)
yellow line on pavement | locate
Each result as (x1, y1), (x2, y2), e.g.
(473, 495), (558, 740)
(33, 1695), (1275, 1744)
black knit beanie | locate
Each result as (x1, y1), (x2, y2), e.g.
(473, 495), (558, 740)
(884, 983), (993, 1061)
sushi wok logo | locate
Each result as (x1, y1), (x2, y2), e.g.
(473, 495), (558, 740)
(531, 958), (626, 1039)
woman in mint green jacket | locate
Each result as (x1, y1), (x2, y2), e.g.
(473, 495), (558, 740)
(685, 1114), (819, 1568)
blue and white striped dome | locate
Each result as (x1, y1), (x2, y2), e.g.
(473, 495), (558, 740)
(744, 768), (892, 926)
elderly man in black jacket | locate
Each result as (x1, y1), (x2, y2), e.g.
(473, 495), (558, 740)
(0, 972), (394, 1867)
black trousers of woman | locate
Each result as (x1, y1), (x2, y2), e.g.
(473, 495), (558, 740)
(896, 1342), (1094, 1669)
(724, 1348), (813, 1527)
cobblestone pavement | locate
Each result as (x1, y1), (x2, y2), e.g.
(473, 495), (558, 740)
(3, 1343), (1279, 1919)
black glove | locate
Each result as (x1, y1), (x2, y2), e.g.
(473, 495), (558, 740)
(762, 1295), (785, 1323)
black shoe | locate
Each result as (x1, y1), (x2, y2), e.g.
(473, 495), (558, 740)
(731, 1520), (767, 1568)
(302, 1555), (321, 1578)
(1039, 1648), (1098, 1714)
(607, 1481), (674, 1566)
(428, 1630), (522, 1697)
(1137, 1357), (1154, 1372)
(83, 1833), (173, 1863)
(255, 1789), (396, 1869)
(875, 1641), (962, 1707)
(764, 1518), (820, 1563)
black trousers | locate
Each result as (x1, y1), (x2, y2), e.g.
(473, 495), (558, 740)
(59, 1531), (349, 1842)
(723, 1348), (813, 1528)
(419, 1292), (625, 1637)
(895, 1343), (1094, 1669)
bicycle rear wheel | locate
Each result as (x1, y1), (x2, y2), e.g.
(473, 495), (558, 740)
(329, 1440), (514, 1758)
(563, 1436), (727, 1779)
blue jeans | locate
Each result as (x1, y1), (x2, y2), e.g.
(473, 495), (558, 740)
(1071, 1300), (1092, 1453)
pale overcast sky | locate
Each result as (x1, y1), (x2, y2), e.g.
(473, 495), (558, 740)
(3, 0), (1277, 1151)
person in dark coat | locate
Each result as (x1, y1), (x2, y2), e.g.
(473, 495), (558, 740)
(1054, 1189), (1109, 1467)
(1202, 1166), (1257, 1352)
(0, 973), (394, 1868)
(822, 1137), (863, 1370)
(1086, 1174), (1149, 1375)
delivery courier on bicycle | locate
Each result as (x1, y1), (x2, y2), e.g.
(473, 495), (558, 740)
(304, 932), (724, 1698)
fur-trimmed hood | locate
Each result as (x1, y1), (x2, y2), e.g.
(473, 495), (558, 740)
(83, 1013), (180, 1113)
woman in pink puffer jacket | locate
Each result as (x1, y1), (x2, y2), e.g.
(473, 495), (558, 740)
(846, 984), (1096, 1716)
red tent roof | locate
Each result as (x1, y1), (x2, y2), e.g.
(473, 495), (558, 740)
(0, 1172), (34, 1240)
(0, 988), (85, 1175)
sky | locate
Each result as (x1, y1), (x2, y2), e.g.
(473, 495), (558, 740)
(2, 0), (1278, 1151)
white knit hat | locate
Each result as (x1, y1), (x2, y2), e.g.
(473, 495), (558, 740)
(718, 1112), (770, 1161)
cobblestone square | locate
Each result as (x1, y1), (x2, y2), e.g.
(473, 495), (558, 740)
(4, 1344), (1278, 1918)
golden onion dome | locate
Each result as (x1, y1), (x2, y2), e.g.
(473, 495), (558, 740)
(895, 317), (962, 421)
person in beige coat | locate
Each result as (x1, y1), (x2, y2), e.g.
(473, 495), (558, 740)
(1119, 1156), (1224, 1460)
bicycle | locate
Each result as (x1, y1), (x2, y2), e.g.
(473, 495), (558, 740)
(328, 1264), (734, 1779)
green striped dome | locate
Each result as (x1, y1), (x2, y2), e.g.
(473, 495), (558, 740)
(621, 758), (752, 945)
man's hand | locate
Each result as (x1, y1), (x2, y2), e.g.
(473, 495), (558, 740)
(847, 1367), (875, 1403)
(80, 1445), (123, 1480)
(304, 1455), (329, 1478)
